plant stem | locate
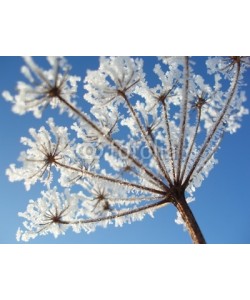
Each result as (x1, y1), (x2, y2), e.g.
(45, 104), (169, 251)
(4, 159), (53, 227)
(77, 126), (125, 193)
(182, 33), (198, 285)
(176, 56), (189, 184)
(173, 191), (206, 244)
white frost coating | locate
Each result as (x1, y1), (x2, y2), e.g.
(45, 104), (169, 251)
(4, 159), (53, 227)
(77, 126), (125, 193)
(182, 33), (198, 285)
(2, 90), (13, 101)
(6, 118), (76, 190)
(120, 117), (137, 136)
(104, 153), (124, 171)
(3, 56), (81, 118)
(21, 65), (34, 82)
(84, 56), (144, 107)
(3, 56), (249, 241)
(17, 187), (80, 241)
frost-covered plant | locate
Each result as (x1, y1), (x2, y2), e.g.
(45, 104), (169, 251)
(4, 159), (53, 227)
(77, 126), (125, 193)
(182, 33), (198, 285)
(2, 56), (249, 243)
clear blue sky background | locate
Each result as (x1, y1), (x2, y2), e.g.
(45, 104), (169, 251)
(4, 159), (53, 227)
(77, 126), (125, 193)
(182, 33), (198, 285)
(0, 56), (249, 244)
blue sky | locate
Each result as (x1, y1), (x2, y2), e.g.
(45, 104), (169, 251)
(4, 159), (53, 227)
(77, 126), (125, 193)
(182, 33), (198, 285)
(0, 56), (249, 244)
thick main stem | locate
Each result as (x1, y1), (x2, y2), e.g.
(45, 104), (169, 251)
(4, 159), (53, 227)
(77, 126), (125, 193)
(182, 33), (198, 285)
(173, 191), (206, 244)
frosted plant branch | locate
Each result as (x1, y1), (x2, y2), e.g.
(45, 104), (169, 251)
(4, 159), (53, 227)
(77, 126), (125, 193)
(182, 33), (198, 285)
(56, 161), (166, 195)
(161, 95), (176, 183)
(3, 56), (249, 243)
(182, 62), (241, 188)
(180, 107), (201, 183)
(71, 198), (170, 226)
(57, 94), (168, 190)
(192, 131), (224, 181)
(120, 91), (173, 185)
(176, 57), (189, 184)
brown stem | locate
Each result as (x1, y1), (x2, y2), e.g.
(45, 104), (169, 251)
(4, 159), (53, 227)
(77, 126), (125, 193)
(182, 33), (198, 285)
(173, 190), (206, 244)
(73, 198), (170, 225)
(194, 131), (224, 177)
(176, 57), (189, 184)
(56, 161), (166, 196)
(121, 92), (173, 185)
(161, 99), (176, 183)
(180, 108), (201, 183)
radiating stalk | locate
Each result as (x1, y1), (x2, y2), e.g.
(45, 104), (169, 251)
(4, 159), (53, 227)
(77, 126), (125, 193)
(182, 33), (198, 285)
(121, 92), (173, 185)
(176, 57), (189, 184)
(180, 108), (201, 184)
(162, 99), (176, 183)
(183, 64), (240, 188)
(56, 161), (166, 196)
(73, 198), (170, 225)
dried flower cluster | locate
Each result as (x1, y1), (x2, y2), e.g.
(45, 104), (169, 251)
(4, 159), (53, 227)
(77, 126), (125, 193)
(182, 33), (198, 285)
(2, 56), (249, 243)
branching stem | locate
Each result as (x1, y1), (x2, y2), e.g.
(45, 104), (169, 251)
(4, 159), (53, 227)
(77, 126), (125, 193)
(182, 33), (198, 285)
(58, 95), (168, 191)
